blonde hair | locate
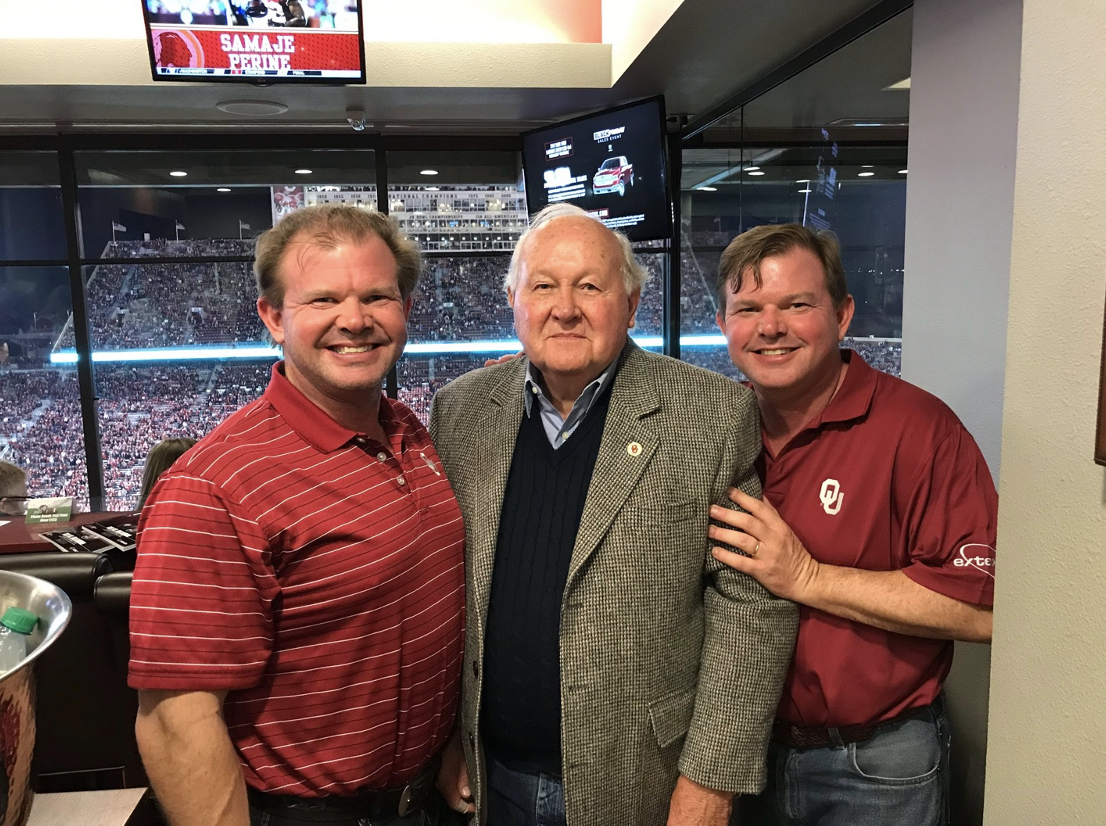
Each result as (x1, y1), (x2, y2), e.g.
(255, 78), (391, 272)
(254, 204), (422, 307)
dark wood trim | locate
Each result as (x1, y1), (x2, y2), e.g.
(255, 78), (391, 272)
(56, 138), (106, 510)
(1096, 292), (1106, 465)
(664, 128), (682, 359)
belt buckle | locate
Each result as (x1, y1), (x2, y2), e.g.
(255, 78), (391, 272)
(397, 784), (415, 817)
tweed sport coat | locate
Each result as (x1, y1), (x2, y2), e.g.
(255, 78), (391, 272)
(428, 341), (798, 826)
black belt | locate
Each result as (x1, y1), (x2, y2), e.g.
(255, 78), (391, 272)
(773, 701), (936, 750)
(247, 760), (435, 821)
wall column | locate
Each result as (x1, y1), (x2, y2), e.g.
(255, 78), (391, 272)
(901, 0), (1023, 821)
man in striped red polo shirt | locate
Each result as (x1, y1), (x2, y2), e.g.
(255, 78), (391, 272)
(129, 205), (465, 826)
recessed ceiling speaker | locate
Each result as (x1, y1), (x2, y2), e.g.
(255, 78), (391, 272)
(216, 100), (289, 116)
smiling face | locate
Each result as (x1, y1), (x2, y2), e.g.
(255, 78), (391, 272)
(717, 245), (854, 406)
(508, 216), (640, 399)
(257, 232), (412, 421)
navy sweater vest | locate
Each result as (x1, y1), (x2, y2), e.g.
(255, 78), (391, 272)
(480, 384), (612, 775)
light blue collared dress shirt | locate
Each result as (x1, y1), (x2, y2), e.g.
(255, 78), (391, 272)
(523, 360), (618, 449)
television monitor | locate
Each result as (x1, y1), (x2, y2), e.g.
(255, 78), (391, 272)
(142, 0), (366, 84)
(521, 96), (671, 242)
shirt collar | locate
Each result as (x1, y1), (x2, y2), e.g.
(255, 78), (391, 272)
(523, 358), (619, 420)
(263, 361), (409, 453)
(801, 349), (877, 430)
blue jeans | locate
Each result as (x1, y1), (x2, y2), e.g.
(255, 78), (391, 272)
(738, 701), (951, 826)
(486, 758), (566, 826)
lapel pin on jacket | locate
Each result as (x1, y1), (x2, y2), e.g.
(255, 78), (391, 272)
(627, 442), (642, 457)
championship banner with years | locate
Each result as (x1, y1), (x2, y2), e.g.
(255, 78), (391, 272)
(151, 26), (361, 76)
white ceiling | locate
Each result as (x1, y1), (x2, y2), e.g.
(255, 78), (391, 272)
(0, 0), (906, 134)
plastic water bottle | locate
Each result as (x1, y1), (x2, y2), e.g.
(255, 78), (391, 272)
(0, 608), (38, 673)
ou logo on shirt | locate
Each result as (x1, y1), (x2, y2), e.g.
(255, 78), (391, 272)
(819, 479), (844, 515)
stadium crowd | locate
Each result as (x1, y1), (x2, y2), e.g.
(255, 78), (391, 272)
(61, 244), (262, 350)
(3, 236), (901, 512)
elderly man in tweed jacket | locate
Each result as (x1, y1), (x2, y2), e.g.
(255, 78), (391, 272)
(430, 203), (797, 826)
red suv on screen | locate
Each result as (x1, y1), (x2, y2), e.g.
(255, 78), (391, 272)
(592, 156), (634, 196)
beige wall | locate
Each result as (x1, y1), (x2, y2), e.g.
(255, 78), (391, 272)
(984, 0), (1106, 822)
(902, 1), (1022, 820)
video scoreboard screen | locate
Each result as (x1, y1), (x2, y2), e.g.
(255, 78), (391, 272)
(142, 0), (365, 83)
(521, 96), (671, 242)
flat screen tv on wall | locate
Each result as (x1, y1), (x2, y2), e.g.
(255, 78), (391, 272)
(520, 96), (671, 242)
(142, 0), (366, 84)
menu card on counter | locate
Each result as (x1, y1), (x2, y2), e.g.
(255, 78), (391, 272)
(41, 518), (138, 555)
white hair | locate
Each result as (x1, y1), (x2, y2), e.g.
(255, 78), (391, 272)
(503, 203), (649, 294)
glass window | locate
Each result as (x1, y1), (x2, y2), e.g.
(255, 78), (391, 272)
(0, 266), (88, 509)
(633, 248), (665, 348)
(0, 153), (66, 262)
(680, 10), (910, 379)
(682, 142), (907, 380)
(389, 151), (526, 423)
(94, 361), (272, 511)
(75, 149), (376, 253)
(74, 148), (375, 507)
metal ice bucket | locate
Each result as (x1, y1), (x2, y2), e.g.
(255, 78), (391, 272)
(0, 570), (72, 826)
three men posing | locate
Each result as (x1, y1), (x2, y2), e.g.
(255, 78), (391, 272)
(129, 205), (995, 826)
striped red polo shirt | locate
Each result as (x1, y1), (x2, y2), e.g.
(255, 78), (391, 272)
(128, 362), (465, 796)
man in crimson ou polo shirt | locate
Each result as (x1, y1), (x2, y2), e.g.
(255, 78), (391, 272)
(707, 223), (996, 826)
(128, 204), (465, 826)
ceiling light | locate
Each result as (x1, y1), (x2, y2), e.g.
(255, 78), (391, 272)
(861, 165), (874, 168)
(295, 169), (312, 175)
(169, 171), (187, 177)
(884, 77), (911, 90)
(217, 187), (231, 192)
(796, 179), (810, 183)
(425, 186), (440, 191)
(858, 172), (875, 177)
(798, 188), (812, 193)
(420, 169), (439, 176)
(744, 166), (760, 172)
(747, 171), (765, 176)
(898, 169), (908, 174)
(215, 100), (288, 116)
(696, 186), (717, 192)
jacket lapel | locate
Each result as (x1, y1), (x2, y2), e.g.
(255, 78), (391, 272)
(567, 342), (660, 585)
(469, 358), (527, 633)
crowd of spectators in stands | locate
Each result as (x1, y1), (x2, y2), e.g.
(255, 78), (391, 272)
(1, 341), (901, 512)
(58, 243), (680, 352)
(4, 237), (902, 512)
(60, 250), (262, 350)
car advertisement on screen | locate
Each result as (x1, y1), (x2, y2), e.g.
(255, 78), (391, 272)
(143, 0), (365, 83)
(522, 97), (670, 242)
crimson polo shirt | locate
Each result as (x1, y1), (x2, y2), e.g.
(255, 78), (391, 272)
(760, 351), (997, 728)
(129, 362), (465, 796)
